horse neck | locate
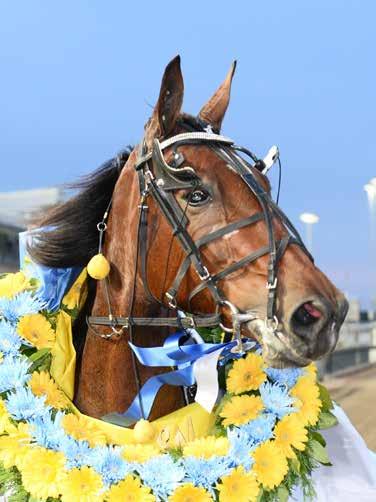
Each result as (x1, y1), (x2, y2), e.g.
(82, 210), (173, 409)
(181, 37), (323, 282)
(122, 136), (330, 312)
(75, 157), (184, 419)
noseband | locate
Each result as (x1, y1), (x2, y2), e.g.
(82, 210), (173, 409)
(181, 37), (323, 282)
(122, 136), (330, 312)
(88, 125), (312, 352)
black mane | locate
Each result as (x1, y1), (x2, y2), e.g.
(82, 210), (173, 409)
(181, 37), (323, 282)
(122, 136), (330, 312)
(28, 148), (132, 268)
(28, 115), (204, 269)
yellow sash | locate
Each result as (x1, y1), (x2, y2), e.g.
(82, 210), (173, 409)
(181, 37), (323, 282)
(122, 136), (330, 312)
(49, 269), (214, 448)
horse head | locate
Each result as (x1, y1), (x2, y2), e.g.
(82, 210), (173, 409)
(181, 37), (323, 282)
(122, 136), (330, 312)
(132, 55), (348, 368)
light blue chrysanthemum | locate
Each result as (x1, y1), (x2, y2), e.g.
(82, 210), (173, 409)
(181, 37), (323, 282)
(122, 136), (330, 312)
(137, 455), (185, 501)
(183, 456), (232, 495)
(89, 445), (133, 487)
(29, 411), (68, 451)
(266, 367), (304, 388)
(5, 386), (49, 421)
(226, 427), (255, 471)
(60, 436), (95, 470)
(0, 356), (31, 393)
(240, 413), (276, 444)
(0, 321), (22, 356)
(259, 382), (296, 419)
(0, 290), (46, 324)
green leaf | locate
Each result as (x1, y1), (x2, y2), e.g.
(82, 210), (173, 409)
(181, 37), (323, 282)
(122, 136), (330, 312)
(310, 430), (326, 447)
(289, 456), (301, 474)
(317, 410), (338, 430)
(318, 383), (334, 411)
(307, 439), (332, 465)
(277, 485), (290, 502)
(28, 348), (50, 363)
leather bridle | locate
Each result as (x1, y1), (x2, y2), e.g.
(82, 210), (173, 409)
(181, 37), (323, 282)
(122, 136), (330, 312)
(88, 123), (313, 353)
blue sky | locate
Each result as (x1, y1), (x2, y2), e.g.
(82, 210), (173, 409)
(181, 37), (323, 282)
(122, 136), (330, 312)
(0, 1), (375, 306)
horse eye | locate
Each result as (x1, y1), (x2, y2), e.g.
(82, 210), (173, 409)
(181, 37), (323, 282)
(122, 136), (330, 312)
(187, 189), (211, 206)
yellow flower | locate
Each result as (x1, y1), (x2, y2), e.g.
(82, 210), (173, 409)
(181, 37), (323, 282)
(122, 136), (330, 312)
(17, 313), (55, 349)
(20, 447), (66, 500)
(183, 436), (229, 459)
(305, 363), (318, 380)
(226, 353), (266, 395)
(274, 414), (308, 458)
(62, 269), (88, 310)
(0, 422), (31, 469)
(217, 466), (259, 502)
(0, 272), (29, 298)
(60, 466), (103, 502)
(0, 398), (12, 434)
(105, 475), (155, 502)
(122, 443), (161, 463)
(219, 395), (263, 427)
(291, 375), (322, 426)
(62, 413), (107, 447)
(29, 370), (68, 409)
(252, 440), (288, 489)
(169, 483), (212, 502)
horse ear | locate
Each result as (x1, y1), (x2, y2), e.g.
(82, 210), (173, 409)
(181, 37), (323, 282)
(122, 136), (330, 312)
(144, 55), (184, 146)
(198, 61), (237, 132)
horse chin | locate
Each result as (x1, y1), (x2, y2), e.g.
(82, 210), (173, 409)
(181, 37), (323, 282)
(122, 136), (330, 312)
(244, 319), (312, 369)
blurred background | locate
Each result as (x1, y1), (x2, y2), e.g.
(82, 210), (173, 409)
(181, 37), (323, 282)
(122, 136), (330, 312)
(0, 1), (375, 447)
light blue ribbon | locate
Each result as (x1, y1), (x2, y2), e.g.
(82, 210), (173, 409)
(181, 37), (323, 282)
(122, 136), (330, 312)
(101, 331), (245, 427)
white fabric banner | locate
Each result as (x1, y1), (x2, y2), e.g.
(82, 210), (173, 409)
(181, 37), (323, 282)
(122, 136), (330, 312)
(292, 404), (376, 501)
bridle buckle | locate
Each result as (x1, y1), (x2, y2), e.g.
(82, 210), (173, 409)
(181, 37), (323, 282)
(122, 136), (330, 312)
(198, 265), (210, 281)
(266, 278), (278, 290)
(165, 291), (177, 309)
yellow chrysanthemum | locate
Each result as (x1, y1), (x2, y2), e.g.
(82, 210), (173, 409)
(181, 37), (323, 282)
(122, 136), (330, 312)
(62, 413), (107, 447)
(217, 466), (259, 502)
(291, 375), (322, 426)
(105, 475), (155, 502)
(274, 414), (308, 458)
(0, 423), (31, 469)
(219, 395), (263, 427)
(305, 362), (318, 380)
(29, 370), (68, 409)
(252, 440), (288, 489)
(169, 483), (213, 502)
(17, 313), (55, 349)
(20, 447), (66, 500)
(0, 271), (29, 298)
(62, 269), (88, 310)
(183, 436), (229, 459)
(60, 466), (103, 502)
(226, 353), (266, 394)
(122, 443), (161, 463)
(0, 398), (12, 434)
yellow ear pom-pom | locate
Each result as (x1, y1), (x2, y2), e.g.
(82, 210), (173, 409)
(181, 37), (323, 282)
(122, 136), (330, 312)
(87, 254), (110, 280)
(133, 419), (156, 444)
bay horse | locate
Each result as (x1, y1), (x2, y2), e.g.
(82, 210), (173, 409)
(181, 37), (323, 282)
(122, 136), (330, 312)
(29, 56), (348, 421)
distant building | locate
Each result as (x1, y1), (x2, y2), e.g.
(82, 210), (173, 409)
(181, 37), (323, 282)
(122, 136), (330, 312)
(0, 187), (65, 273)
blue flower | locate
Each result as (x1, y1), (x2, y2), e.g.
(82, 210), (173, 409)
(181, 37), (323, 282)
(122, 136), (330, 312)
(0, 356), (31, 393)
(29, 411), (68, 451)
(266, 367), (304, 388)
(5, 386), (49, 421)
(137, 455), (185, 501)
(89, 445), (133, 487)
(259, 382), (296, 419)
(0, 291), (45, 324)
(0, 321), (22, 356)
(182, 456), (232, 495)
(226, 427), (255, 471)
(60, 436), (95, 470)
(240, 413), (276, 444)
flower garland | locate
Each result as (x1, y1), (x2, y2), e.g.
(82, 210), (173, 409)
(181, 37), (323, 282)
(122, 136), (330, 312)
(0, 271), (338, 502)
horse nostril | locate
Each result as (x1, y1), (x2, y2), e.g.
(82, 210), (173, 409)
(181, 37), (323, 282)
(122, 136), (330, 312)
(292, 302), (323, 328)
